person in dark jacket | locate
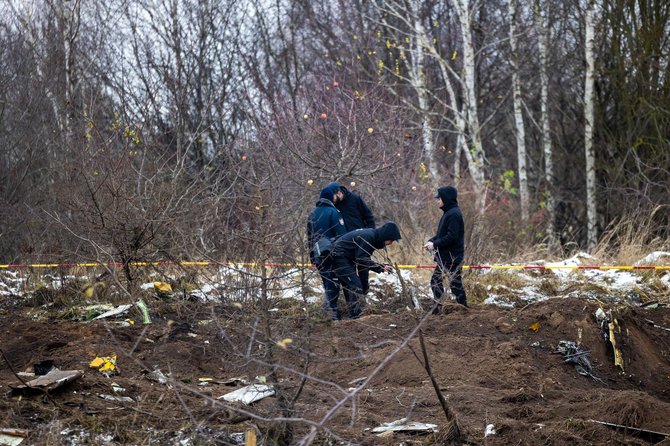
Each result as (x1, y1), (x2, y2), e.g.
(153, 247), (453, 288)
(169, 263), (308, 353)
(335, 186), (376, 232)
(307, 182), (347, 319)
(331, 222), (401, 319)
(334, 185), (376, 295)
(424, 186), (468, 309)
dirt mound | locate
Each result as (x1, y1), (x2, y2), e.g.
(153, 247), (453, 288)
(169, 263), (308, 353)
(1, 295), (670, 445)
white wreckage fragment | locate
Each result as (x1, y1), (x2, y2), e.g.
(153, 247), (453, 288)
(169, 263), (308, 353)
(10, 370), (83, 392)
(371, 418), (438, 435)
(219, 384), (275, 404)
(91, 304), (133, 321)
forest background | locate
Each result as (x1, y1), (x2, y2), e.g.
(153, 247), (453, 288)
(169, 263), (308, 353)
(1, 0), (668, 268)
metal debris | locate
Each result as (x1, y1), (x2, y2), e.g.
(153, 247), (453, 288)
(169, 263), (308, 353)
(371, 418), (438, 435)
(555, 340), (603, 382)
(589, 419), (669, 443)
(219, 384), (275, 404)
(10, 369), (83, 393)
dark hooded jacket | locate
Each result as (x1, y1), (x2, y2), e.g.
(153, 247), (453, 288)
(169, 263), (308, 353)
(331, 222), (401, 273)
(307, 185), (347, 260)
(335, 186), (376, 231)
(430, 186), (465, 263)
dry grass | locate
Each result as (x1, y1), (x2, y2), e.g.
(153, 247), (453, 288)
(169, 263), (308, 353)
(593, 206), (670, 265)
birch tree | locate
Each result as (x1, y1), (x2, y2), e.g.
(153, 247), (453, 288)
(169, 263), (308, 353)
(376, 1), (487, 198)
(453, 0), (487, 210)
(584, 0), (597, 250)
(508, 0), (529, 220)
(407, 0), (440, 184)
(533, 0), (556, 241)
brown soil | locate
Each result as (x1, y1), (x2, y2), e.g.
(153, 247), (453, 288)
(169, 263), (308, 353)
(2, 292), (670, 445)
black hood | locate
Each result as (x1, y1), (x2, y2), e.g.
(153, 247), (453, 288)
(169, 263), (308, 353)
(320, 182), (341, 200)
(375, 221), (401, 242)
(436, 186), (458, 209)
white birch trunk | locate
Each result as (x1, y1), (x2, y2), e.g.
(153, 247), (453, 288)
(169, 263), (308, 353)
(509, 0), (529, 221)
(454, 0), (486, 210)
(408, 0), (440, 184)
(584, 0), (598, 250)
(533, 0), (556, 241)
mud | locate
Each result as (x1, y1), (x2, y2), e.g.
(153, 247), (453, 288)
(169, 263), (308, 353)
(2, 289), (670, 445)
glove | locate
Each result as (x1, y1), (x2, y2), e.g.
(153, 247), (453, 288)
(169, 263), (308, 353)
(424, 241), (434, 251)
(383, 263), (393, 273)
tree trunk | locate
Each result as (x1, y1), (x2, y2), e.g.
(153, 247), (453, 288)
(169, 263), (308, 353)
(509, 0), (529, 221)
(584, 0), (598, 250)
(408, 0), (440, 185)
(534, 0), (556, 243)
(454, 0), (486, 210)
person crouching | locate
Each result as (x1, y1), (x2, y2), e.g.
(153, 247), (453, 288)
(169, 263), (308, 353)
(330, 222), (401, 319)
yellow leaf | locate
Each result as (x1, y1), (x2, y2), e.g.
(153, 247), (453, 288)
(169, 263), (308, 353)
(99, 361), (116, 372)
(276, 338), (293, 350)
(307, 179), (314, 186)
(451, 50), (458, 60)
(84, 286), (94, 298)
(530, 322), (541, 332)
(367, 128), (374, 134)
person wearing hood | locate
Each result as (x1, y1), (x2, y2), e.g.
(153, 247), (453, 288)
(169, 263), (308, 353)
(307, 182), (347, 319)
(334, 186), (376, 232)
(424, 186), (468, 309)
(334, 185), (376, 296)
(331, 222), (401, 319)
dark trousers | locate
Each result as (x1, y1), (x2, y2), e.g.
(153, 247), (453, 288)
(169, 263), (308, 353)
(317, 258), (342, 320)
(430, 260), (467, 307)
(331, 257), (365, 319)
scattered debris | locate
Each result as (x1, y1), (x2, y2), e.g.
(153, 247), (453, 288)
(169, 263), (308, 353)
(555, 341), (602, 382)
(370, 418), (438, 435)
(89, 355), (118, 377)
(10, 369), (83, 393)
(595, 308), (626, 371)
(33, 359), (54, 375)
(99, 394), (135, 403)
(245, 428), (257, 446)
(197, 377), (248, 386)
(219, 384), (275, 404)
(153, 281), (172, 294)
(348, 376), (367, 386)
(484, 423), (496, 437)
(136, 299), (152, 324)
(90, 304), (132, 321)
(0, 428), (29, 446)
(645, 319), (670, 333)
(219, 377), (249, 386)
(589, 420), (669, 443)
(145, 368), (171, 387)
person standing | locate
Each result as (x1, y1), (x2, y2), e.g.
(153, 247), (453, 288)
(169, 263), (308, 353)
(307, 182), (347, 320)
(424, 186), (468, 309)
(334, 185), (376, 294)
(334, 185), (376, 232)
(331, 222), (401, 319)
